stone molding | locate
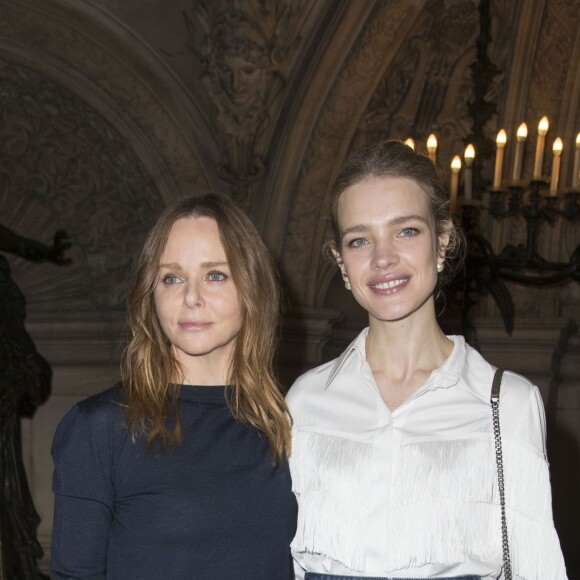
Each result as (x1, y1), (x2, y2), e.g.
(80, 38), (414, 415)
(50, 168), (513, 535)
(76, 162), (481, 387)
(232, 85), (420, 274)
(0, 54), (163, 310)
(0, 0), (215, 200)
(276, 0), (426, 306)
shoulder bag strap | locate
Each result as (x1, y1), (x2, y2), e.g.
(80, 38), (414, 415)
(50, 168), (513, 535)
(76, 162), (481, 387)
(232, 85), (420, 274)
(491, 368), (512, 580)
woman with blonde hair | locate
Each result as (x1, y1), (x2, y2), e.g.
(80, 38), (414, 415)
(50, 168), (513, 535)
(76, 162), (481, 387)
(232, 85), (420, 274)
(287, 141), (566, 579)
(51, 193), (296, 579)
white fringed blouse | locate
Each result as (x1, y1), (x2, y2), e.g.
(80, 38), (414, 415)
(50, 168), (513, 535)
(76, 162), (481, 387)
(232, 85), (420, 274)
(287, 331), (567, 579)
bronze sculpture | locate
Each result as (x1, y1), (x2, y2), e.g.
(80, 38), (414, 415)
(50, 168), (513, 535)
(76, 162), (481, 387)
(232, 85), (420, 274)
(0, 224), (70, 579)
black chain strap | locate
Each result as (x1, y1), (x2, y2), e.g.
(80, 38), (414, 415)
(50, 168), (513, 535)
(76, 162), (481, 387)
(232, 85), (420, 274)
(491, 369), (512, 580)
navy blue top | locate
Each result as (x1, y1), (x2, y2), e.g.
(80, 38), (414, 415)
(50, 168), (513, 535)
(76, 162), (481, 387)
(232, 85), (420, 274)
(51, 385), (297, 580)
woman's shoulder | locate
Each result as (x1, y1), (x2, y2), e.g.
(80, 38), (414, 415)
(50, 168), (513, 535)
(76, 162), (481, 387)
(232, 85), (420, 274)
(460, 339), (546, 448)
(56, 386), (126, 440)
(77, 384), (123, 405)
(460, 338), (538, 400)
(52, 387), (127, 499)
(75, 385), (124, 418)
(286, 359), (337, 403)
(287, 330), (367, 405)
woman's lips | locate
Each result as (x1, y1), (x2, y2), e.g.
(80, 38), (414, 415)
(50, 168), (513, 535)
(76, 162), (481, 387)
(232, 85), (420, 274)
(178, 321), (213, 331)
(368, 277), (409, 294)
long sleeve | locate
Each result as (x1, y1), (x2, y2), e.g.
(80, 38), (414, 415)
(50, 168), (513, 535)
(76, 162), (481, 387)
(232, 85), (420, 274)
(50, 403), (115, 579)
(512, 383), (547, 455)
(503, 380), (567, 579)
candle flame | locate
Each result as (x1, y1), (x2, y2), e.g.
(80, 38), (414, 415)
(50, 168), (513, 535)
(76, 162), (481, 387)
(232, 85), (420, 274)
(576, 132), (580, 146)
(451, 155), (462, 171)
(464, 144), (475, 159)
(404, 138), (415, 151)
(552, 138), (563, 153)
(427, 134), (438, 150)
(538, 116), (549, 135)
(517, 123), (528, 139)
(496, 129), (507, 145)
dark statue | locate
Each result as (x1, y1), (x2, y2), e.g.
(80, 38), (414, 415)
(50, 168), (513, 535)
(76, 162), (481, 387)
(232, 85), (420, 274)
(0, 224), (71, 580)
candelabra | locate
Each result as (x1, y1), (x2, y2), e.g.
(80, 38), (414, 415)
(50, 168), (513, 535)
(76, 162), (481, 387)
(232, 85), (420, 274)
(407, 116), (580, 334)
(407, 109), (579, 335)
(456, 173), (579, 335)
(486, 182), (579, 281)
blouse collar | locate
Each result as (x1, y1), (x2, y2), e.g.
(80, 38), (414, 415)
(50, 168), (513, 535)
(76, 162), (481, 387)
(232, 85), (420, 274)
(323, 328), (463, 391)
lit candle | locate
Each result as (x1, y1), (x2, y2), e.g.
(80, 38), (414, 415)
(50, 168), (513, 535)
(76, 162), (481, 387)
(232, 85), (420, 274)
(549, 138), (563, 195)
(464, 144), (475, 199)
(427, 134), (437, 164)
(404, 138), (415, 151)
(533, 116), (549, 178)
(450, 155), (461, 212)
(512, 123), (527, 181)
(493, 129), (507, 188)
(572, 132), (580, 189)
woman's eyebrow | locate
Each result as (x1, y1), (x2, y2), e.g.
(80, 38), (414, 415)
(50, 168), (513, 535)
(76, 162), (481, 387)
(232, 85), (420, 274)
(341, 224), (369, 237)
(388, 214), (429, 226)
(341, 215), (428, 236)
(158, 262), (183, 270)
(158, 261), (228, 269)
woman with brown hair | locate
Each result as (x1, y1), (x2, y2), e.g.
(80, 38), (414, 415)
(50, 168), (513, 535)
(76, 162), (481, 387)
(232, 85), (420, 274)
(50, 193), (296, 579)
(287, 141), (566, 579)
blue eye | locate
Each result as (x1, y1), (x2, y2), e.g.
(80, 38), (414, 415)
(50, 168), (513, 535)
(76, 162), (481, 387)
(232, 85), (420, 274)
(162, 275), (181, 285)
(400, 227), (419, 238)
(208, 271), (227, 282)
(348, 238), (367, 248)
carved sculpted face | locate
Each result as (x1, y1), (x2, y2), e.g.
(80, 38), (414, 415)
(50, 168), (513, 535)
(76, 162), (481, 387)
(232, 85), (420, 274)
(216, 52), (265, 107)
(212, 20), (269, 109)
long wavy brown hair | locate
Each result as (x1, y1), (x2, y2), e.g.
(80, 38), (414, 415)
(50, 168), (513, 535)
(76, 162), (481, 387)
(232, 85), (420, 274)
(121, 193), (291, 463)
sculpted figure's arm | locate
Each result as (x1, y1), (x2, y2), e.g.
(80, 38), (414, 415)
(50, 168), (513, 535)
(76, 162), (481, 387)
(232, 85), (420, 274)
(0, 224), (71, 264)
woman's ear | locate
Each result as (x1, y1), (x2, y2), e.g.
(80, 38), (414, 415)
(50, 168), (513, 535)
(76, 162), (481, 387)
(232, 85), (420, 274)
(437, 220), (452, 261)
(331, 247), (347, 278)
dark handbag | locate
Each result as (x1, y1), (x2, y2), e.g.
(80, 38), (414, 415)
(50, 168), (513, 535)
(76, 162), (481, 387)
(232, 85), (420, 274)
(491, 369), (512, 580)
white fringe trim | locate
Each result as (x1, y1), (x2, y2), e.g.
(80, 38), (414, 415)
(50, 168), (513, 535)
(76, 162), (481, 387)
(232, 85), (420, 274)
(389, 435), (566, 578)
(290, 428), (373, 571)
(291, 430), (567, 579)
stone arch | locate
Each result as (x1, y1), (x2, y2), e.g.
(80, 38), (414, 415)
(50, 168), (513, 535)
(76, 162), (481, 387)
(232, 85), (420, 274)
(271, 0), (427, 307)
(0, 0), (218, 202)
(0, 0), (221, 310)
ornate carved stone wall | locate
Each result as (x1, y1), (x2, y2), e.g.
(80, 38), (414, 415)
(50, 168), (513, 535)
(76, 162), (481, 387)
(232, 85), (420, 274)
(0, 0), (214, 201)
(181, 0), (322, 205)
(1, 56), (163, 309)
(279, 0), (427, 306)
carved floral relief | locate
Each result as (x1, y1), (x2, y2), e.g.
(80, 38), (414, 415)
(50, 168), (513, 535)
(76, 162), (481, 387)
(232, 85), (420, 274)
(280, 0), (418, 306)
(0, 57), (163, 311)
(183, 0), (312, 204)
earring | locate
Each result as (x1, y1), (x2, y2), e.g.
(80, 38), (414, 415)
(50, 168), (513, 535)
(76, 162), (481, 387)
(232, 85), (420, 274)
(344, 279), (352, 291)
(437, 262), (444, 273)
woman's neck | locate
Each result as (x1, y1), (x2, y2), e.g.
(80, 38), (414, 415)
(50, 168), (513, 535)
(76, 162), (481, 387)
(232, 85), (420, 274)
(364, 314), (453, 411)
(365, 313), (452, 382)
(173, 350), (233, 386)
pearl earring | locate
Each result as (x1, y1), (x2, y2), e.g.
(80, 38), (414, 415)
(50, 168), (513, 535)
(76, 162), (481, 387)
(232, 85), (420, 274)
(344, 279), (352, 291)
(437, 262), (444, 273)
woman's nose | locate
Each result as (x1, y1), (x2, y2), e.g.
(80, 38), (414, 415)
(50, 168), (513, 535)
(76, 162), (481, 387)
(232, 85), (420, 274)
(372, 239), (398, 269)
(183, 282), (202, 308)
